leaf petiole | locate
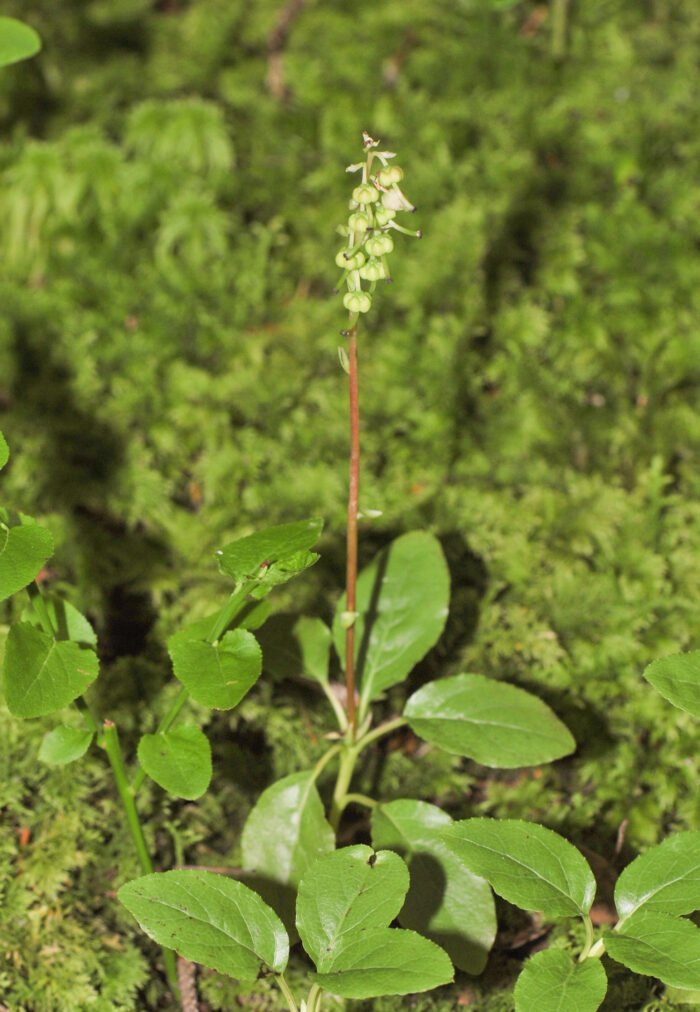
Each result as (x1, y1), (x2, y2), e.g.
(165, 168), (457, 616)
(276, 973), (299, 1012)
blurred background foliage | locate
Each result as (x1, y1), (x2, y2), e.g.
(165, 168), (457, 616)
(2, 0), (700, 1008)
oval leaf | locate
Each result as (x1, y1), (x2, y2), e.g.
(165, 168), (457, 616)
(371, 799), (496, 974)
(615, 832), (700, 924)
(38, 725), (93, 765)
(137, 725), (212, 799)
(168, 627), (262, 709)
(118, 869), (289, 980)
(241, 771), (335, 931)
(217, 518), (323, 584)
(297, 845), (409, 966)
(444, 818), (596, 918)
(297, 845), (453, 999)
(0, 17), (41, 69)
(514, 950), (607, 1012)
(3, 622), (99, 718)
(0, 509), (54, 603)
(606, 911), (700, 990)
(311, 927), (454, 999)
(333, 532), (449, 717)
(0, 431), (8, 470)
(404, 673), (575, 767)
(643, 651), (700, 719)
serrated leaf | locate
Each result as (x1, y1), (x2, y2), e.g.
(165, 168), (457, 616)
(118, 869), (289, 980)
(24, 595), (97, 647)
(615, 832), (700, 924)
(0, 431), (8, 470)
(444, 819), (596, 918)
(168, 627), (262, 709)
(137, 725), (212, 799)
(297, 845), (454, 999)
(241, 771), (335, 931)
(311, 927), (454, 999)
(0, 17), (41, 69)
(404, 673), (575, 767)
(0, 508), (54, 603)
(3, 622), (99, 718)
(38, 725), (93, 765)
(371, 799), (496, 974)
(606, 911), (700, 990)
(297, 846), (409, 966)
(333, 532), (449, 718)
(514, 950), (607, 1012)
(643, 652), (700, 719)
(217, 518), (323, 585)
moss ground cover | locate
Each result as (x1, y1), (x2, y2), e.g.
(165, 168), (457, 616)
(2, 0), (700, 1008)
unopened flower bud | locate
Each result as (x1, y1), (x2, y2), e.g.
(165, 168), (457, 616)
(352, 183), (380, 205)
(348, 211), (370, 232)
(358, 257), (386, 281)
(374, 206), (396, 226)
(343, 291), (372, 313)
(377, 165), (404, 186)
(365, 234), (394, 256)
(335, 249), (366, 269)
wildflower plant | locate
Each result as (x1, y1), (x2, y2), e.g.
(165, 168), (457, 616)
(111, 135), (579, 1010)
(5, 125), (700, 1012)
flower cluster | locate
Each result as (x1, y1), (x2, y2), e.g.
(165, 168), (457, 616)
(335, 131), (421, 317)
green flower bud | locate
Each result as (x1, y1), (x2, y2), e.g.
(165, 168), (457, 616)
(365, 234), (394, 256)
(352, 183), (380, 205)
(343, 290), (372, 313)
(348, 211), (370, 231)
(377, 165), (404, 186)
(374, 206), (396, 226)
(335, 249), (366, 269)
(358, 257), (386, 281)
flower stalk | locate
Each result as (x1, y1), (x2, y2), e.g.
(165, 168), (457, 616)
(336, 132), (421, 737)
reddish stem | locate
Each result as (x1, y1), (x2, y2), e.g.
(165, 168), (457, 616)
(345, 319), (360, 735)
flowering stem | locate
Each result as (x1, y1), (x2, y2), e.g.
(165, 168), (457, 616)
(345, 316), (360, 736)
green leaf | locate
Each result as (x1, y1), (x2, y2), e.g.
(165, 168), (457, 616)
(297, 845), (409, 964)
(118, 869), (289, 981)
(0, 431), (8, 470)
(171, 601), (272, 644)
(370, 799), (496, 974)
(664, 986), (700, 1005)
(256, 615), (333, 687)
(168, 627), (262, 709)
(217, 518), (323, 586)
(38, 725), (93, 765)
(404, 673), (575, 767)
(241, 771), (335, 931)
(0, 17), (41, 69)
(444, 819), (596, 918)
(0, 508), (54, 603)
(297, 845), (454, 999)
(24, 595), (97, 646)
(137, 725), (212, 799)
(514, 950), (607, 1012)
(292, 616), (332, 686)
(333, 532), (449, 717)
(643, 651), (700, 719)
(605, 911), (700, 990)
(3, 622), (99, 718)
(615, 832), (700, 924)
